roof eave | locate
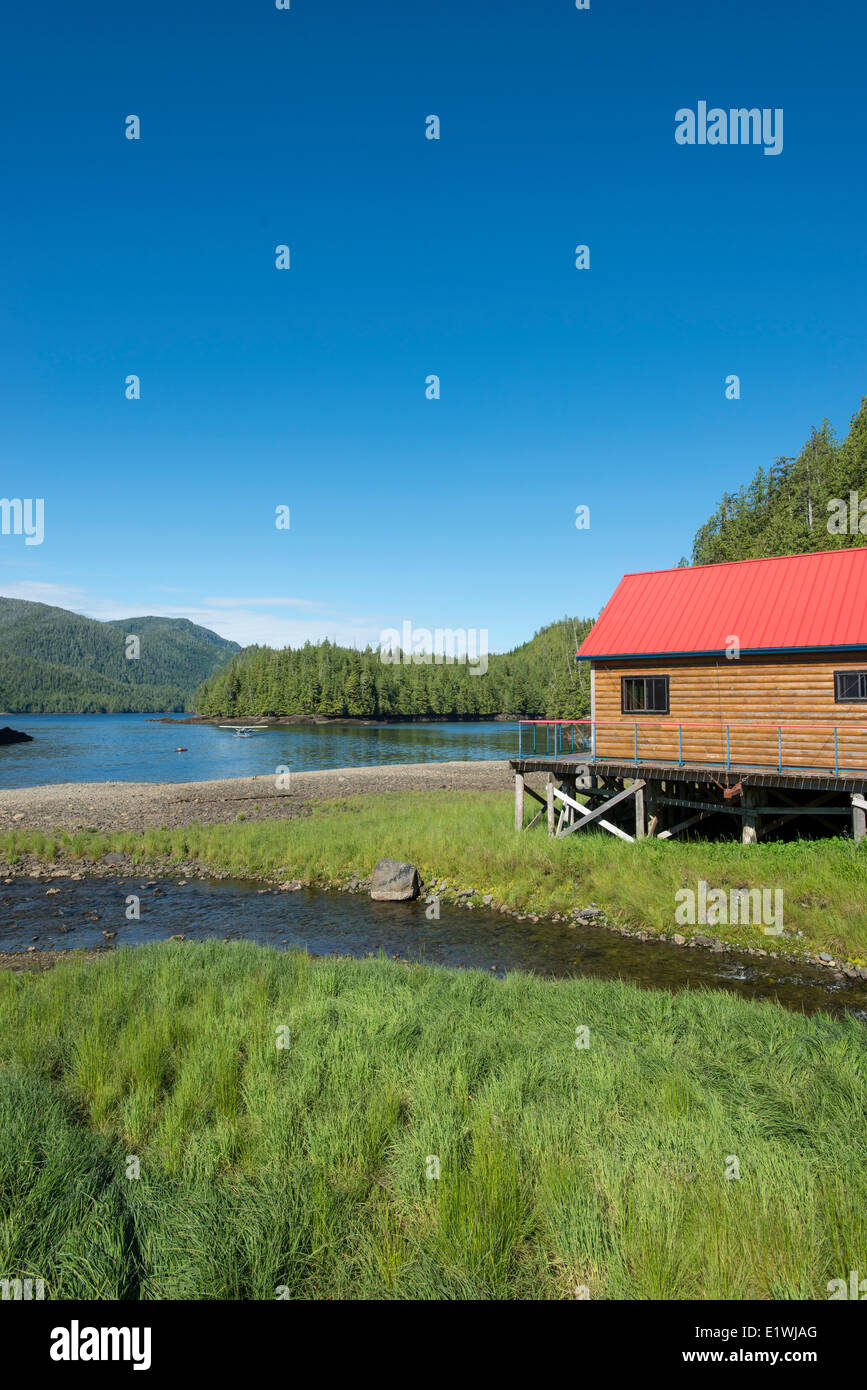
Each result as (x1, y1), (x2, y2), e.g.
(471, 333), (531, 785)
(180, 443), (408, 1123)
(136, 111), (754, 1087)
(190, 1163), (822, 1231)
(576, 643), (867, 662)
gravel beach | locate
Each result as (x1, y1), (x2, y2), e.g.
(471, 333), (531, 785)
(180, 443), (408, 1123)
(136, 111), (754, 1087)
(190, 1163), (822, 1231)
(0, 760), (515, 833)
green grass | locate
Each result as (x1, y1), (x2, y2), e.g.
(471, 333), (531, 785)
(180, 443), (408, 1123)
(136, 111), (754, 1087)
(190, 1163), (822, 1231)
(1, 941), (865, 1299)
(3, 790), (867, 962)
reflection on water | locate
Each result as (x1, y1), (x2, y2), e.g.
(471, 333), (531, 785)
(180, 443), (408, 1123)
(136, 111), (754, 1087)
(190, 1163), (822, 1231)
(1, 878), (864, 1021)
(0, 713), (515, 787)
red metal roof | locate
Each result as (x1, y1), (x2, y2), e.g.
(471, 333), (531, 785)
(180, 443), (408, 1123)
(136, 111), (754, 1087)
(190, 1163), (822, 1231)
(576, 548), (867, 659)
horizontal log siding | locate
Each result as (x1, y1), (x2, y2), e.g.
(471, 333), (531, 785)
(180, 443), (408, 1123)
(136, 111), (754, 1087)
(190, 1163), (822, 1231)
(591, 653), (867, 771)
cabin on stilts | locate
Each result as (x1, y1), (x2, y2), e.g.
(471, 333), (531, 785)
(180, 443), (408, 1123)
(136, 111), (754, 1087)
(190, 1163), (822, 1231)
(512, 548), (867, 844)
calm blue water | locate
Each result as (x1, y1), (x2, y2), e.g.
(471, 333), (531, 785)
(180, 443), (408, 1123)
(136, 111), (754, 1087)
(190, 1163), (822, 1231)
(0, 714), (516, 788)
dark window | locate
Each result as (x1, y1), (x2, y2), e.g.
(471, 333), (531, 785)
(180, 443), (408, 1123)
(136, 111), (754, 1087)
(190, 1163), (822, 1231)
(834, 670), (867, 703)
(621, 675), (669, 714)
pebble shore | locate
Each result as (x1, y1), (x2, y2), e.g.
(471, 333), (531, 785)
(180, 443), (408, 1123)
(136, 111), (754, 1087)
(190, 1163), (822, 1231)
(0, 760), (516, 834)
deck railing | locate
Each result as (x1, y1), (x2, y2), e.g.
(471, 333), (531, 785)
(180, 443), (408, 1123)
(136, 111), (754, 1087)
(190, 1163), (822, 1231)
(517, 717), (867, 776)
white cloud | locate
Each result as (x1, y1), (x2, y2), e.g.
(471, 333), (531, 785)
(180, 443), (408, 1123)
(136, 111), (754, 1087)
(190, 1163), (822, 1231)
(0, 583), (386, 649)
(0, 584), (507, 653)
(0, 581), (89, 608)
(202, 595), (328, 611)
(142, 606), (386, 649)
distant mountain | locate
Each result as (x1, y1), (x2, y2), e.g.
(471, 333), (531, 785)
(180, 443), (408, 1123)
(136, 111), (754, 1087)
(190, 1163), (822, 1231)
(0, 598), (240, 713)
(192, 616), (594, 721)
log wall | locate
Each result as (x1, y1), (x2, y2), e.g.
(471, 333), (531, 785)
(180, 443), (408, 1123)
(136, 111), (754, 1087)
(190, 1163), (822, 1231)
(591, 653), (867, 771)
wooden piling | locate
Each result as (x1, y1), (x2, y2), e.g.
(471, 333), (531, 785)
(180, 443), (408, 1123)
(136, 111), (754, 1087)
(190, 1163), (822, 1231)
(741, 788), (758, 845)
(514, 772), (525, 832)
(634, 781), (645, 840)
(646, 779), (660, 837)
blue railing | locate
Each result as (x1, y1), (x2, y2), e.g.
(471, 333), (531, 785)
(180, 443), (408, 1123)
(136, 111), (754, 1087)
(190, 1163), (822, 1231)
(517, 718), (867, 777)
(518, 720), (592, 758)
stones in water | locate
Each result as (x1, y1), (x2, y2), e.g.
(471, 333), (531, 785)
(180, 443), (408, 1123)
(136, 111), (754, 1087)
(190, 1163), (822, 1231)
(370, 858), (421, 902)
(0, 727), (33, 745)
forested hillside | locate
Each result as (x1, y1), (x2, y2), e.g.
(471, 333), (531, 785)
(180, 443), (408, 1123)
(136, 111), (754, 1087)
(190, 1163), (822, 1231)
(193, 617), (593, 720)
(0, 600), (240, 712)
(688, 397), (867, 565)
(11, 398), (864, 717)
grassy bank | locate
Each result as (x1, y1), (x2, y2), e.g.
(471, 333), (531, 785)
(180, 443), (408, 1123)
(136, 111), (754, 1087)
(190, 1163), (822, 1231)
(1, 941), (865, 1299)
(2, 790), (867, 963)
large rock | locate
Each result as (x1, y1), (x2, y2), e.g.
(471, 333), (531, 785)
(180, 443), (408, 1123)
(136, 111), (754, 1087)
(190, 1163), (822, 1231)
(0, 727), (33, 745)
(370, 858), (421, 902)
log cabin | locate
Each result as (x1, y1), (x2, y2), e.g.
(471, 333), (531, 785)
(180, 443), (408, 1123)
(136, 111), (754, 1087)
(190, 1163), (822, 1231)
(575, 548), (867, 776)
(512, 549), (867, 842)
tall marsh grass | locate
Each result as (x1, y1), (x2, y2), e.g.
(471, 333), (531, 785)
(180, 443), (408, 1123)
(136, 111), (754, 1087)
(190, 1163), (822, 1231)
(0, 942), (865, 1299)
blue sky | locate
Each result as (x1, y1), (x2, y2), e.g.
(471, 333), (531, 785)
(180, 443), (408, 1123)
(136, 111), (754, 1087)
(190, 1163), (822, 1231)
(2, 0), (866, 651)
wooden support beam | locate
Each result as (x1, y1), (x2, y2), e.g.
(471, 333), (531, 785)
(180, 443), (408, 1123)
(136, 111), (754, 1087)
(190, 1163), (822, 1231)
(551, 785), (587, 815)
(563, 778), (577, 831)
(558, 780), (646, 838)
(514, 772), (525, 832)
(764, 785), (827, 809)
(513, 760), (867, 844)
(656, 795), (740, 815)
(598, 819), (634, 843)
(515, 777), (551, 832)
(760, 790), (850, 839)
(658, 809), (717, 840)
(645, 780), (660, 838)
(741, 788), (759, 845)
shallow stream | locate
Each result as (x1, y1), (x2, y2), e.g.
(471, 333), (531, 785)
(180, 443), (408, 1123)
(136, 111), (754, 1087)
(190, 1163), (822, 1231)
(1, 878), (864, 1020)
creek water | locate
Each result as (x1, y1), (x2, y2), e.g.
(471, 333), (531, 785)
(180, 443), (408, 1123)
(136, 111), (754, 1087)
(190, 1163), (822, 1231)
(1, 878), (864, 1020)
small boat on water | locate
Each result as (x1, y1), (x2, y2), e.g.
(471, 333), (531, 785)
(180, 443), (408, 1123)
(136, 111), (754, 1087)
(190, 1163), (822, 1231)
(218, 726), (265, 737)
(175, 747), (188, 752)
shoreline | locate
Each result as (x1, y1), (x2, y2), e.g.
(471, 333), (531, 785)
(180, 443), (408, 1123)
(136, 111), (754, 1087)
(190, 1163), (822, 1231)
(149, 713), (521, 726)
(1, 763), (865, 982)
(0, 760), (516, 833)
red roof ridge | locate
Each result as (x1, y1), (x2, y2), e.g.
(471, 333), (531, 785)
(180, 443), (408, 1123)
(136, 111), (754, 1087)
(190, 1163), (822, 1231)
(619, 545), (867, 581)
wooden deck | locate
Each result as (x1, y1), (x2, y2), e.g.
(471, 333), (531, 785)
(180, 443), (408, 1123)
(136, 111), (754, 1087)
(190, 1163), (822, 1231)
(510, 756), (867, 843)
(511, 756), (867, 794)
